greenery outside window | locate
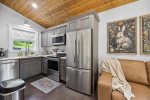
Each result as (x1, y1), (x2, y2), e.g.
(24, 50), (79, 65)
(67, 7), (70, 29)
(13, 40), (34, 50)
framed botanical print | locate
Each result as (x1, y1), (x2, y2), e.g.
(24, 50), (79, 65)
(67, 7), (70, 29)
(140, 14), (150, 54)
(107, 17), (137, 53)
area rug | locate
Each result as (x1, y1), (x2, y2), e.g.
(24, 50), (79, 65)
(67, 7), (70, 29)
(30, 77), (61, 94)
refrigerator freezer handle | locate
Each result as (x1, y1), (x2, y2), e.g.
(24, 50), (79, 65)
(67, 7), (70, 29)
(74, 38), (76, 63)
(77, 33), (80, 65)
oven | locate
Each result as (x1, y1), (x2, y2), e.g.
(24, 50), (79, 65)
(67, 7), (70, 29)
(52, 34), (66, 46)
(48, 57), (60, 82)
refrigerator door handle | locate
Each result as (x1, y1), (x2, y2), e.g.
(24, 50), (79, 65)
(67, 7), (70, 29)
(76, 34), (78, 66)
(77, 34), (80, 65)
(74, 38), (76, 63)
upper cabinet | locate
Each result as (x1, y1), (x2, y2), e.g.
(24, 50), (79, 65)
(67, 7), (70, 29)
(48, 31), (53, 46)
(67, 16), (92, 31)
(41, 32), (48, 47)
(67, 19), (79, 31)
(66, 11), (100, 32)
(53, 26), (66, 35)
(60, 26), (66, 34)
(79, 16), (91, 29)
(53, 28), (60, 35)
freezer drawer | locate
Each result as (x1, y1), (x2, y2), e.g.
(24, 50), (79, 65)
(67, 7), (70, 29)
(66, 67), (91, 95)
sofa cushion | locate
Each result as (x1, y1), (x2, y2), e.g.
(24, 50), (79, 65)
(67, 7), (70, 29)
(145, 62), (150, 88)
(112, 91), (126, 100)
(129, 82), (150, 100)
(119, 59), (148, 85)
(112, 82), (150, 100)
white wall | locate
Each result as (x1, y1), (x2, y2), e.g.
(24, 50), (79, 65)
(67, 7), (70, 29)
(98, 0), (150, 65)
(0, 3), (45, 56)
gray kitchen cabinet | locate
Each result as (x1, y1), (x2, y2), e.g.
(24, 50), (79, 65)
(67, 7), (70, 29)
(20, 62), (30, 79)
(67, 19), (79, 31)
(20, 58), (41, 79)
(60, 26), (66, 34)
(0, 60), (19, 82)
(60, 58), (66, 82)
(53, 28), (60, 35)
(67, 16), (91, 31)
(42, 58), (48, 75)
(53, 26), (66, 35)
(67, 11), (99, 32)
(48, 31), (53, 46)
(79, 15), (92, 29)
(30, 60), (41, 76)
(67, 16), (92, 31)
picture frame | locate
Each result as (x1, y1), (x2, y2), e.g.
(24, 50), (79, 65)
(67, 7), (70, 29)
(107, 17), (137, 54)
(140, 14), (150, 54)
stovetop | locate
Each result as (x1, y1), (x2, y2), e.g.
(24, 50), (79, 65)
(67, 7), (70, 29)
(47, 56), (60, 58)
(47, 54), (66, 58)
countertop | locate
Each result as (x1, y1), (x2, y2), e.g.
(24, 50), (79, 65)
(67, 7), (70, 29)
(0, 55), (51, 61)
(60, 57), (66, 59)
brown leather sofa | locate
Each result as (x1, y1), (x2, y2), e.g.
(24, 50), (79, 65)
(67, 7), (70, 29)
(98, 59), (150, 100)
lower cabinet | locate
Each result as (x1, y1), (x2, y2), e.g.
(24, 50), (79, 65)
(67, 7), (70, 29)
(41, 58), (48, 75)
(60, 58), (66, 82)
(20, 58), (41, 79)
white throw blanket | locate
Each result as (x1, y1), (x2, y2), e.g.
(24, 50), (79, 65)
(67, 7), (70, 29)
(100, 58), (134, 100)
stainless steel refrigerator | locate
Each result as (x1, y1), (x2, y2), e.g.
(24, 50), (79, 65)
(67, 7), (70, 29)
(66, 28), (92, 95)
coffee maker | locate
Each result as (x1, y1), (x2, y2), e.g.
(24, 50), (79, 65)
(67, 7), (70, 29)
(0, 48), (5, 57)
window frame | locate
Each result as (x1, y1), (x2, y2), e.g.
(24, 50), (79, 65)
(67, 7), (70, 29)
(9, 25), (38, 52)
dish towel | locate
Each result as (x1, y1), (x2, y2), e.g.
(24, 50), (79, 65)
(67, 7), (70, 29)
(100, 58), (134, 100)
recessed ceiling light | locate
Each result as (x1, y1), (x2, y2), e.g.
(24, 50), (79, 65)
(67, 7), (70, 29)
(32, 3), (38, 9)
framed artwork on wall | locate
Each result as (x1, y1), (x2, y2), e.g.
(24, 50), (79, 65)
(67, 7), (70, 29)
(140, 14), (150, 54)
(107, 17), (137, 54)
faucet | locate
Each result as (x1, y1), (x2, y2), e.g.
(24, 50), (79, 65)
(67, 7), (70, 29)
(25, 42), (30, 56)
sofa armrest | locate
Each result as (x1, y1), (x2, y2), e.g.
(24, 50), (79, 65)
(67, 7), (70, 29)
(98, 72), (112, 100)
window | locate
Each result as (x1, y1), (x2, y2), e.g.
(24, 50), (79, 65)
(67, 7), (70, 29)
(13, 40), (33, 50)
(9, 25), (38, 52)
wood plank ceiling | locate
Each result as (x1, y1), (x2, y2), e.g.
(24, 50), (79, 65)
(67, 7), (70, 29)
(0, 0), (137, 28)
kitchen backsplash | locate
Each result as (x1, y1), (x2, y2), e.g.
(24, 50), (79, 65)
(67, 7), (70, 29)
(41, 45), (66, 55)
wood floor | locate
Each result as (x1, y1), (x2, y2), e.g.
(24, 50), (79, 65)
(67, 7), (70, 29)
(25, 75), (96, 100)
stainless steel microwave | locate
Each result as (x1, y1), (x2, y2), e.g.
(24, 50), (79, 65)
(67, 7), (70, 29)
(52, 34), (66, 46)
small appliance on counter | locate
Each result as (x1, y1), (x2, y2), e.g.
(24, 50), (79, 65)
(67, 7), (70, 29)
(0, 48), (5, 58)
